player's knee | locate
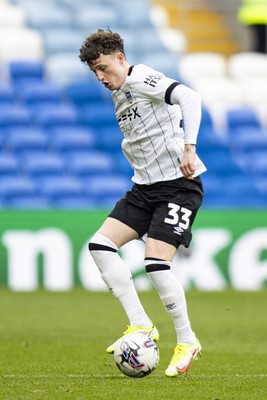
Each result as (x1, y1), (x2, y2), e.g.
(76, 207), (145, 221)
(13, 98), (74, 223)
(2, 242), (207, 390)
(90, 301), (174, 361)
(89, 233), (118, 272)
(88, 232), (118, 254)
(144, 257), (171, 273)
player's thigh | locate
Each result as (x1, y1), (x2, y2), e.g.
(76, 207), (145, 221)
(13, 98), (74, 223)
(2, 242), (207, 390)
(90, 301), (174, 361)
(108, 186), (154, 242)
(145, 237), (177, 261)
(98, 217), (139, 248)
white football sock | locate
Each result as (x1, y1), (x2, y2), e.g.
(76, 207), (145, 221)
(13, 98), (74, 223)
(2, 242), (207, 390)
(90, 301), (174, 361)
(145, 258), (195, 344)
(89, 233), (151, 327)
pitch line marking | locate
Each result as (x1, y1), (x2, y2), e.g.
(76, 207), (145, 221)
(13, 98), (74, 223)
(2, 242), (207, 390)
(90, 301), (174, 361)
(2, 374), (267, 379)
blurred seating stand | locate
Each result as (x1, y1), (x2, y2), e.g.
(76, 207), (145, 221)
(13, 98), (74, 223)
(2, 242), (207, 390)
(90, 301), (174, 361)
(0, 0), (266, 210)
(8, 60), (45, 85)
(0, 3), (26, 28)
(0, 27), (44, 62)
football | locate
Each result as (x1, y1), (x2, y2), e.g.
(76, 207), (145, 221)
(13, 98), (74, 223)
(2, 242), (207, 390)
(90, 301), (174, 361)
(114, 332), (159, 378)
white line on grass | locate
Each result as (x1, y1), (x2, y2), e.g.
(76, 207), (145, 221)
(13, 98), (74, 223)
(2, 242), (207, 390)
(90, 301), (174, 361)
(2, 374), (267, 379)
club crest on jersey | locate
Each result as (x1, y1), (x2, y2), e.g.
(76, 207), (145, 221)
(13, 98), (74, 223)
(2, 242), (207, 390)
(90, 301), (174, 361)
(124, 90), (134, 103)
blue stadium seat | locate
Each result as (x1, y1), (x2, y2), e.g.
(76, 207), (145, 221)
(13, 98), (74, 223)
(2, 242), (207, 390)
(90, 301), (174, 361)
(114, 29), (138, 56)
(97, 127), (122, 152)
(235, 150), (267, 176)
(65, 81), (106, 107)
(5, 195), (51, 209)
(141, 52), (180, 79)
(201, 173), (267, 208)
(201, 174), (223, 205)
(67, 151), (114, 177)
(199, 107), (214, 131)
(45, 52), (90, 86)
(33, 104), (79, 128)
(0, 153), (19, 177)
(255, 177), (267, 196)
(132, 27), (167, 55)
(22, 152), (66, 178)
(202, 190), (267, 208)
(5, 128), (48, 154)
(17, 81), (63, 106)
(0, 133), (4, 150)
(112, 27), (166, 58)
(245, 151), (267, 176)
(114, 2), (152, 29)
(42, 28), (84, 55)
(0, 85), (15, 105)
(84, 174), (132, 200)
(74, 6), (117, 34)
(0, 176), (37, 202)
(37, 176), (85, 201)
(112, 152), (134, 177)
(49, 126), (96, 153)
(51, 196), (96, 209)
(9, 60), (44, 85)
(195, 128), (229, 155)
(0, 105), (32, 129)
(79, 103), (117, 129)
(230, 128), (267, 154)
(225, 175), (267, 207)
(226, 107), (261, 131)
(25, 5), (72, 30)
(94, 195), (122, 209)
(202, 147), (243, 178)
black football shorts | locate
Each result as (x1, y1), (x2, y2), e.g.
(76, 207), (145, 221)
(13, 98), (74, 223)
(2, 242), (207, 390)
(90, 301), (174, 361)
(109, 176), (204, 248)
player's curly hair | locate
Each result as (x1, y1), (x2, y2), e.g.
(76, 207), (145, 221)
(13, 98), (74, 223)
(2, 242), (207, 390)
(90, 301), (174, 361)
(79, 29), (125, 66)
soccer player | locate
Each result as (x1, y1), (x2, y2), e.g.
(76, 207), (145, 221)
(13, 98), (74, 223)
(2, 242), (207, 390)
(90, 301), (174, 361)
(79, 29), (206, 377)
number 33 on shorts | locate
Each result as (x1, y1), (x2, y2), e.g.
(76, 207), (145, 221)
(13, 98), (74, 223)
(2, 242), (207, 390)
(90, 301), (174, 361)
(164, 203), (192, 229)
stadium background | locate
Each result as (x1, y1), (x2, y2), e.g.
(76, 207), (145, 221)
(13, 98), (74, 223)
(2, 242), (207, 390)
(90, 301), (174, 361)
(0, 0), (267, 291)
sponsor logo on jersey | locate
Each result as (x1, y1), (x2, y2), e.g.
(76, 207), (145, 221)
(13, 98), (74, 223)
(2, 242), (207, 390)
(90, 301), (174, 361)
(118, 106), (141, 123)
(144, 73), (163, 87)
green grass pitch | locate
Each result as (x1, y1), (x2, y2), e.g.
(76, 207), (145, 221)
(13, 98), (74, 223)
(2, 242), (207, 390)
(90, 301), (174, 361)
(0, 289), (266, 400)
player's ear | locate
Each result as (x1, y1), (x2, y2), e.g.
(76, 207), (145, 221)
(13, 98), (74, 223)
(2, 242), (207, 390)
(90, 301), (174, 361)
(117, 52), (125, 64)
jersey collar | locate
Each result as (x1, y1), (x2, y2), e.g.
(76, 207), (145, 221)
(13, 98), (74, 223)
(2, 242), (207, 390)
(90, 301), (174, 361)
(128, 65), (134, 76)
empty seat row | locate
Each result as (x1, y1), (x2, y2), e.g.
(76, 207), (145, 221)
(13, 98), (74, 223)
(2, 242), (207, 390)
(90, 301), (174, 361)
(10, 0), (153, 31)
(0, 78), (109, 109)
(0, 149), (131, 177)
(0, 174), (132, 209)
(0, 102), (117, 128)
(179, 52), (267, 83)
(0, 127), (95, 152)
(1, 168), (266, 210)
(201, 174), (267, 208)
(2, 74), (266, 135)
(0, 0), (181, 81)
(178, 52), (267, 131)
(0, 50), (266, 209)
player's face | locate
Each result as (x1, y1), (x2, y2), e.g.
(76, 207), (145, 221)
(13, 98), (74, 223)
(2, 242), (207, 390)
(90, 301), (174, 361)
(90, 53), (128, 91)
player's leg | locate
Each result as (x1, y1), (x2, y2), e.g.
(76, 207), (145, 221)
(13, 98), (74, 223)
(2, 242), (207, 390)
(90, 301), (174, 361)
(89, 217), (152, 328)
(144, 177), (204, 376)
(89, 197), (159, 353)
(145, 237), (201, 376)
(145, 237), (197, 345)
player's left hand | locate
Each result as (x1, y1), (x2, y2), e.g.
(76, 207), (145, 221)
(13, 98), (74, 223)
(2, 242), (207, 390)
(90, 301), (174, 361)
(179, 144), (196, 180)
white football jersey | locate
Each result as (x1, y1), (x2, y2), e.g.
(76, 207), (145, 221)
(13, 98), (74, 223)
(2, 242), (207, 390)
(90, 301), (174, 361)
(112, 64), (206, 184)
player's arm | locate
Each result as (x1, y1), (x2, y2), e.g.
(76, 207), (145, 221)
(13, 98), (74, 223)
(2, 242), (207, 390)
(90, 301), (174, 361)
(170, 84), (202, 179)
